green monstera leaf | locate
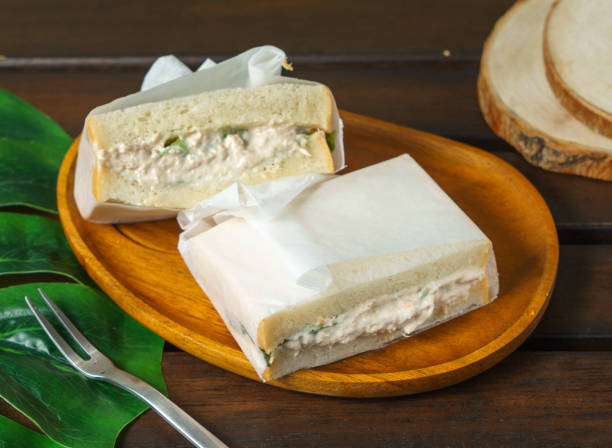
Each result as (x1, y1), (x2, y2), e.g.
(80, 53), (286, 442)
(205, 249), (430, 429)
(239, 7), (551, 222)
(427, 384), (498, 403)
(0, 415), (64, 448)
(0, 89), (72, 213)
(0, 213), (94, 287)
(0, 283), (166, 448)
(0, 90), (168, 447)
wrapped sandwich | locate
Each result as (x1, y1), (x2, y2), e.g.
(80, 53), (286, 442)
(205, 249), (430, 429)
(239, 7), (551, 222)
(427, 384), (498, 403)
(74, 46), (344, 223)
(178, 155), (499, 381)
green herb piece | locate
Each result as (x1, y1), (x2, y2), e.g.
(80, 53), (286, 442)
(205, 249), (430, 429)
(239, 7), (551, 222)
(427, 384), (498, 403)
(297, 128), (316, 135)
(260, 349), (271, 366)
(159, 136), (189, 158)
(206, 136), (221, 150)
(0, 283), (166, 448)
(326, 131), (336, 152)
(164, 135), (179, 146)
(0, 90), (72, 213)
(309, 320), (338, 335)
(238, 130), (248, 144)
(220, 127), (248, 144)
(418, 287), (430, 300)
(239, 323), (258, 345)
(0, 212), (95, 287)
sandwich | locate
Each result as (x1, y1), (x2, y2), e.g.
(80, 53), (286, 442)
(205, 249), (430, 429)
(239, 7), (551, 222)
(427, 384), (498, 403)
(178, 154), (499, 381)
(85, 82), (336, 210)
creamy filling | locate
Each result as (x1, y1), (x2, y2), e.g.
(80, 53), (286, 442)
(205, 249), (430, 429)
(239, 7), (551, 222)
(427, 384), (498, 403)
(95, 124), (321, 188)
(268, 268), (485, 362)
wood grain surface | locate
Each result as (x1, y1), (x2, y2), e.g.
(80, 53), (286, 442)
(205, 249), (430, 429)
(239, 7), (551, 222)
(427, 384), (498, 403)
(0, 63), (500, 138)
(0, 0), (514, 57)
(2, 0), (611, 445)
(2, 67), (611, 232)
(2, 351), (611, 447)
(57, 111), (558, 397)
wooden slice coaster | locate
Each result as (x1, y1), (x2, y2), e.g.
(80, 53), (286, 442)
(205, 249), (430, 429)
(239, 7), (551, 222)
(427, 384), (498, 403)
(544, 0), (612, 138)
(478, 0), (612, 181)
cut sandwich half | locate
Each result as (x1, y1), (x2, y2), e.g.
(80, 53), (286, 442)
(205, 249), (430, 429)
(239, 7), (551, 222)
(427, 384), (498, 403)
(178, 155), (498, 381)
(86, 83), (335, 209)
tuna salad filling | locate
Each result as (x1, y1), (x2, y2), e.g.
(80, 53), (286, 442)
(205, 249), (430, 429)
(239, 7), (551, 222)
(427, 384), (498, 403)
(259, 268), (485, 365)
(94, 124), (333, 189)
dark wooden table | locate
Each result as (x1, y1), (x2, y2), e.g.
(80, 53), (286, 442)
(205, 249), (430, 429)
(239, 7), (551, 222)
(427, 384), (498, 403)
(2, 1), (611, 446)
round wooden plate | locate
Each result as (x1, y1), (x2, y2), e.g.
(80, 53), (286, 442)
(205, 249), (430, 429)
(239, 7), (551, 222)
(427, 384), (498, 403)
(58, 111), (558, 397)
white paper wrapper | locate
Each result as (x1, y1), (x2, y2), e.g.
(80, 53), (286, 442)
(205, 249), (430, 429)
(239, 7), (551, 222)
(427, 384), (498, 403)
(178, 154), (499, 379)
(74, 46), (345, 223)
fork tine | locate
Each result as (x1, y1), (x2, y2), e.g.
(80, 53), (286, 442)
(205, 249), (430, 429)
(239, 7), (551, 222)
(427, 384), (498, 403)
(24, 296), (84, 369)
(37, 288), (98, 356)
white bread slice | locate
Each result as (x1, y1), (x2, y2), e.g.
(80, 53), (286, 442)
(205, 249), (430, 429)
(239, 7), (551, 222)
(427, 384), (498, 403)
(544, 0), (612, 138)
(257, 240), (490, 353)
(478, 0), (612, 181)
(260, 240), (492, 380)
(87, 83), (335, 209)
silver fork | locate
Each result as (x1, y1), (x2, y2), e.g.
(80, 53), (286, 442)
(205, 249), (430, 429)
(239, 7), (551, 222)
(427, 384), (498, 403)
(25, 288), (228, 448)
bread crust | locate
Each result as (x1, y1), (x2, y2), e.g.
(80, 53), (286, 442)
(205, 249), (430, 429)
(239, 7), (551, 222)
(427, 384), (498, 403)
(86, 116), (108, 202)
(543, 0), (612, 139)
(85, 116), (99, 148)
(91, 166), (102, 202)
(310, 130), (335, 173)
(477, 0), (612, 181)
(87, 117), (104, 202)
(320, 85), (334, 133)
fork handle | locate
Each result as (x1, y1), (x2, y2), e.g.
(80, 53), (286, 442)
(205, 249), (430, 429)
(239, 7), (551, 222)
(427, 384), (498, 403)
(104, 369), (228, 448)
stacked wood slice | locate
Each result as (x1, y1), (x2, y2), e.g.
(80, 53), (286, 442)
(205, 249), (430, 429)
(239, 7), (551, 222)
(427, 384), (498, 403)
(478, 0), (612, 181)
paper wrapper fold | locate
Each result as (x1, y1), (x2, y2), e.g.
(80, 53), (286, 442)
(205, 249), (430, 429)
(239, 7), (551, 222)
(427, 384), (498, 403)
(74, 46), (345, 223)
